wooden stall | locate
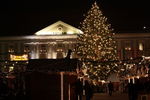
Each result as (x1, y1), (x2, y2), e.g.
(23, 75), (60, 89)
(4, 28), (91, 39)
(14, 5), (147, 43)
(25, 59), (80, 100)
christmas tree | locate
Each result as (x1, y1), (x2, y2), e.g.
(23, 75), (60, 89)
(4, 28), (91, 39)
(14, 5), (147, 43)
(76, 2), (118, 81)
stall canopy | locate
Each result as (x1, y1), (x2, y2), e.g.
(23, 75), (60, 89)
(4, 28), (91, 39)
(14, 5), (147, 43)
(26, 58), (80, 72)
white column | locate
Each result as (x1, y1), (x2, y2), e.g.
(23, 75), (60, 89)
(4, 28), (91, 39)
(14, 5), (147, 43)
(30, 44), (34, 59)
(36, 44), (39, 59)
(61, 72), (64, 100)
(52, 43), (57, 59)
(47, 44), (52, 59)
(68, 84), (70, 100)
(30, 44), (38, 59)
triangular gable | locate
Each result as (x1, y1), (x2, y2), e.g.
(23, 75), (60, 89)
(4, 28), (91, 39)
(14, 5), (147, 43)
(35, 20), (83, 35)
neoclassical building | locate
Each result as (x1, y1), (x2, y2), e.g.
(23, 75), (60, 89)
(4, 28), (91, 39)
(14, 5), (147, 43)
(0, 20), (150, 73)
(0, 21), (83, 61)
(116, 33), (150, 60)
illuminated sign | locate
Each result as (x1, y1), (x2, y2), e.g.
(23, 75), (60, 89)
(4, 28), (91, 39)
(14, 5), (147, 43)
(10, 54), (28, 61)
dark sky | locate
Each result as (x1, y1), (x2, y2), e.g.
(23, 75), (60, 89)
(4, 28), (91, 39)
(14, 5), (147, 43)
(0, 0), (150, 36)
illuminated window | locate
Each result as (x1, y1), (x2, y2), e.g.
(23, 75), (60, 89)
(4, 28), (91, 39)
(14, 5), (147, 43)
(124, 41), (132, 51)
(24, 45), (30, 53)
(139, 43), (143, 51)
(40, 45), (47, 54)
(56, 49), (63, 58)
(57, 49), (63, 52)
(58, 44), (63, 48)
(8, 48), (14, 53)
(58, 26), (63, 31)
(125, 47), (131, 50)
(8, 45), (14, 53)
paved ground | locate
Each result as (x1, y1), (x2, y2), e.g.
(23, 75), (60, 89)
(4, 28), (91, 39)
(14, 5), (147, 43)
(83, 92), (129, 100)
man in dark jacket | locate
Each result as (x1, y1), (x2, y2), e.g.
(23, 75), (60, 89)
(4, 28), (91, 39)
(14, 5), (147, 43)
(84, 80), (93, 100)
(108, 81), (114, 96)
(75, 79), (83, 100)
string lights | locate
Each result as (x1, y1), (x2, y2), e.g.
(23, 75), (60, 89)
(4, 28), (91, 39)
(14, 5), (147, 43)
(76, 2), (118, 81)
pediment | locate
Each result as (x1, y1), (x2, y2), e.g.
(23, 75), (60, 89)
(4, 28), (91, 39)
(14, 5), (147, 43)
(35, 20), (83, 35)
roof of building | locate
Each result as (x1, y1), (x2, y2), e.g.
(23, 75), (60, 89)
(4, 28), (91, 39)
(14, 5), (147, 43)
(35, 20), (83, 35)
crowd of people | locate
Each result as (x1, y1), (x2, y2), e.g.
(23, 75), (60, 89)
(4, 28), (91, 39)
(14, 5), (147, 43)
(74, 77), (150, 100)
(74, 79), (94, 100)
(1, 73), (150, 100)
(74, 78), (116, 100)
(127, 78), (150, 100)
(0, 74), (26, 100)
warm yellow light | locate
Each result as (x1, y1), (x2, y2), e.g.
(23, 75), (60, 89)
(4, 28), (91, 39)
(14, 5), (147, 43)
(139, 43), (143, 51)
(9, 66), (14, 72)
(35, 21), (83, 35)
(10, 54), (28, 61)
(136, 76), (140, 79)
(101, 80), (105, 83)
(125, 47), (131, 50)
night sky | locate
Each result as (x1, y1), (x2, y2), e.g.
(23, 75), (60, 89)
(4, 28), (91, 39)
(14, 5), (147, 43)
(0, 0), (150, 36)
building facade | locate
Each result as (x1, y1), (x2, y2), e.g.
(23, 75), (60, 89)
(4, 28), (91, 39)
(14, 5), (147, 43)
(0, 21), (150, 73)
(116, 33), (150, 60)
(0, 21), (83, 61)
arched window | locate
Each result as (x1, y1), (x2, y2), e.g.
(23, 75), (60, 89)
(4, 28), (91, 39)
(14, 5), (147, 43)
(139, 43), (144, 51)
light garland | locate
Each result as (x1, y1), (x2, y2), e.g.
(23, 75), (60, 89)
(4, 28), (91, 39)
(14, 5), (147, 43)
(76, 2), (118, 81)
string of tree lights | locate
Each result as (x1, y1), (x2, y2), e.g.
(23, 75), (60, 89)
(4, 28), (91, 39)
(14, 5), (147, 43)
(118, 56), (150, 80)
(76, 2), (118, 81)
(76, 55), (150, 83)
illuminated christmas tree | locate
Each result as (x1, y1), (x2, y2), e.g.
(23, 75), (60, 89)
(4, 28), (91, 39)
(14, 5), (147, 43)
(76, 2), (118, 81)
